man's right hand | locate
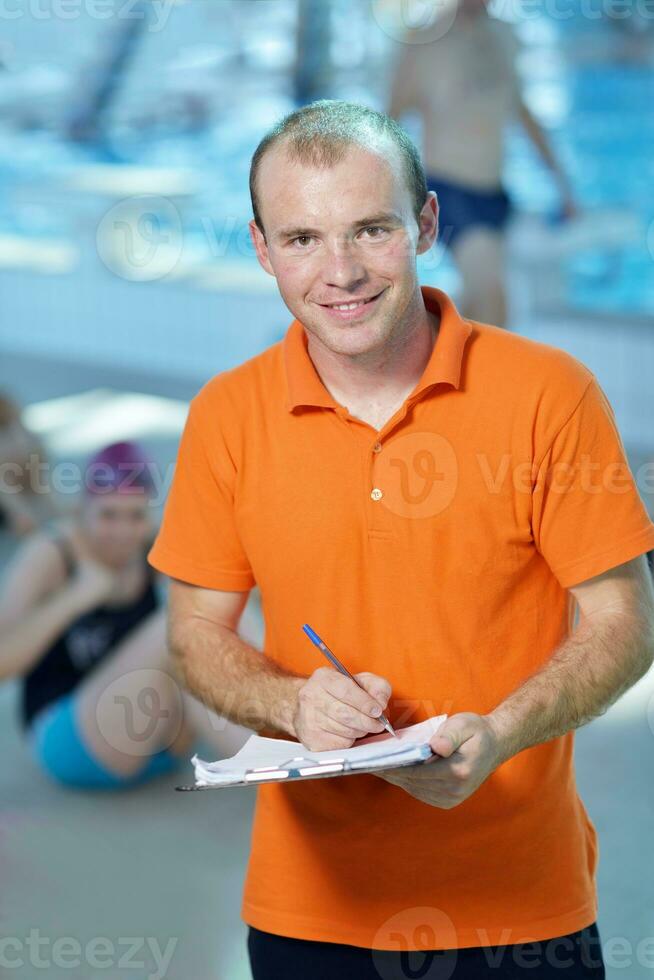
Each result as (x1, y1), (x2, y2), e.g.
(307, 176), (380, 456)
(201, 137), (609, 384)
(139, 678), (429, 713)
(292, 668), (392, 751)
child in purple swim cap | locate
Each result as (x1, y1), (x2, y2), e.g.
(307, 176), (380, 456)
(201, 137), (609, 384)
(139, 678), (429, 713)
(84, 440), (157, 496)
(0, 438), (198, 788)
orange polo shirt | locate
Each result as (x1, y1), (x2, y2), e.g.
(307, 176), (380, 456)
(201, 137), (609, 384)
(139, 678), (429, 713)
(148, 285), (654, 951)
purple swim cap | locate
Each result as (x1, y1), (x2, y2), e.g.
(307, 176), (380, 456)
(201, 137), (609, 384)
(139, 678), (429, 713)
(84, 440), (155, 496)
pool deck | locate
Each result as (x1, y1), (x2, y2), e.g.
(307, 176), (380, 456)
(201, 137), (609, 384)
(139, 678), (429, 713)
(1, 302), (653, 978)
(1, 575), (653, 979)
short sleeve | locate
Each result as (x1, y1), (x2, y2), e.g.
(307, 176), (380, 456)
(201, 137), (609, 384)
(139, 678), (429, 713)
(147, 397), (255, 592)
(531, 376), (654, 589)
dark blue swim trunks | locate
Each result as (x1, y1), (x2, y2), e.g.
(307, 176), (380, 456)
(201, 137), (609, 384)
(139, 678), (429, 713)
(426, 174), (512, 249)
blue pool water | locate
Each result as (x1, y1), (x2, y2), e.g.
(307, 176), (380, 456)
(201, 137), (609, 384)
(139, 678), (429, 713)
(0, 5), (652, 317)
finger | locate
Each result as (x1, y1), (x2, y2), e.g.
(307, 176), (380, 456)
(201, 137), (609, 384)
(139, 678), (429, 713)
(429, 714), (478, 758)
(314, 708), (376, 742)
(317, 669), (387, 724)
(381, 754), (463, 786)
(301, 724), (358, 752)
(353, 672), (392, 710)
(377, 768), (428, 791)
(323, 697), (385, 738)
(398, 760), (457, 783)
(376, 767), (411, 786)
(377, 768), (461, 809)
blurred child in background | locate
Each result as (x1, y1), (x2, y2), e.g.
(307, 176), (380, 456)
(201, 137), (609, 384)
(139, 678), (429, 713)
(0, 439), (249, 790)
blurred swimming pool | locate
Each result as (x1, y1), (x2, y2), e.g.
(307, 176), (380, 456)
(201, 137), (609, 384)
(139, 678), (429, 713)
(0, 3), (652, 327)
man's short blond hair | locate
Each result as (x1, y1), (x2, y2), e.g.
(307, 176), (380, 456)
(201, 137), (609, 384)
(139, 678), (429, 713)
(249, 99), (427, 238)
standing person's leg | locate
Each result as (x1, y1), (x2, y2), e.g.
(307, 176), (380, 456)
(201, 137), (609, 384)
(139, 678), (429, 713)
(452, 226), (508, 328)
(426, 175), (511, 329)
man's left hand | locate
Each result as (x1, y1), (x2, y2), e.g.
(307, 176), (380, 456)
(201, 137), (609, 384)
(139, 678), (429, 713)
(376, 713), (505, 809)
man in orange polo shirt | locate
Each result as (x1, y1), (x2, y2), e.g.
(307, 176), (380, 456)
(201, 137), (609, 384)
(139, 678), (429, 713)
(148, 101), (654, 979)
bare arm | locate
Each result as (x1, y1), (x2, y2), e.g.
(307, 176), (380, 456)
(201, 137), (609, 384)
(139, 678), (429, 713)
(167, 577), (304, 736)
(167, 578), (391, 748)
(0, 533), (115, 681)
(488, 554), (654, 763)
(378, 554), (654, 808)
(517, 99), (577, 217)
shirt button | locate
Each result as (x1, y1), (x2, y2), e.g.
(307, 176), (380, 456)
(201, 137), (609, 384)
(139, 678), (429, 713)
(372, 441), (382, 453)
(370, 488), (383, 501)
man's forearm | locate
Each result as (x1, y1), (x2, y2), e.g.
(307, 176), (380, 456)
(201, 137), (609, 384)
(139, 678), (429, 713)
(169, 616), (307, 738)
(487, 611), (654, 764)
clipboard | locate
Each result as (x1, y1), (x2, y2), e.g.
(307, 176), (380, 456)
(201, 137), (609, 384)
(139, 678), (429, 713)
(175, 732), (441, 792)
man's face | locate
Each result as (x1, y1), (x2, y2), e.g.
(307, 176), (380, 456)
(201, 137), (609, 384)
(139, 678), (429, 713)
(249, 140), (438, 360)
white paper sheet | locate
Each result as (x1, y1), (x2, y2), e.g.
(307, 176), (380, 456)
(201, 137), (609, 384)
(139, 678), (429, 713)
(190, 714), (448, 787)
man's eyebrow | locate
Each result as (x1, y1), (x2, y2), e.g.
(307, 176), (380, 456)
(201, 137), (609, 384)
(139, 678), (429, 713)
(272, 212), (404, 242)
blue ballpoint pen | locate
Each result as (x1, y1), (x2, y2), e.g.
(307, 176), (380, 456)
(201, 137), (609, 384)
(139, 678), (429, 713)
(302, 624), (397, 737)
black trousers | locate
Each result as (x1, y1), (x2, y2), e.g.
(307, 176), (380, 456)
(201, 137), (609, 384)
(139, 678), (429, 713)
(247, 921), (605, 980)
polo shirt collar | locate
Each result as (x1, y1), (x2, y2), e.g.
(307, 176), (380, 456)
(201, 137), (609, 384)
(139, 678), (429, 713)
(283, 285), (472, 412)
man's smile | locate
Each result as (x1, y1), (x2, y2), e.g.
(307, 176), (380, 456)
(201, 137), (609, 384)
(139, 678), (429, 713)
(315, 288), (387, 320)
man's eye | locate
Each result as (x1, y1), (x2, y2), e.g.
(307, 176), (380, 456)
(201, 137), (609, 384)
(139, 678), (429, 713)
(291, 235), (314, 248)
(361, 226), (386, 238)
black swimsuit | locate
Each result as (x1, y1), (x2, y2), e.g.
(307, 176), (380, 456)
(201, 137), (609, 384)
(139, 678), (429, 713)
(19, 530), (160, 732)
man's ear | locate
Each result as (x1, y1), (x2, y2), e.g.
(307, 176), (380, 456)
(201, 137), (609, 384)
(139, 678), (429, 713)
(249, 219), (275, 276)
(416, 191), (439, 256)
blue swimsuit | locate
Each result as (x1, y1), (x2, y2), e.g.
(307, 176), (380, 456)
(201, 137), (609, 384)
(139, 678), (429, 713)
(425, 174), (512, 249)
(21, 530), (189, 789)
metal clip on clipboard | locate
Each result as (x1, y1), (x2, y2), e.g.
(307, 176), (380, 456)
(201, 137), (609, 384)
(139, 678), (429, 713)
(245, 755), (348, 781)
(175, 743), (435, 792)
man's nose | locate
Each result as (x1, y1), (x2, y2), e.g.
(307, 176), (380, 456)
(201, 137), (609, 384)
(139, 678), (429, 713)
(321, 235), (367, 289)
